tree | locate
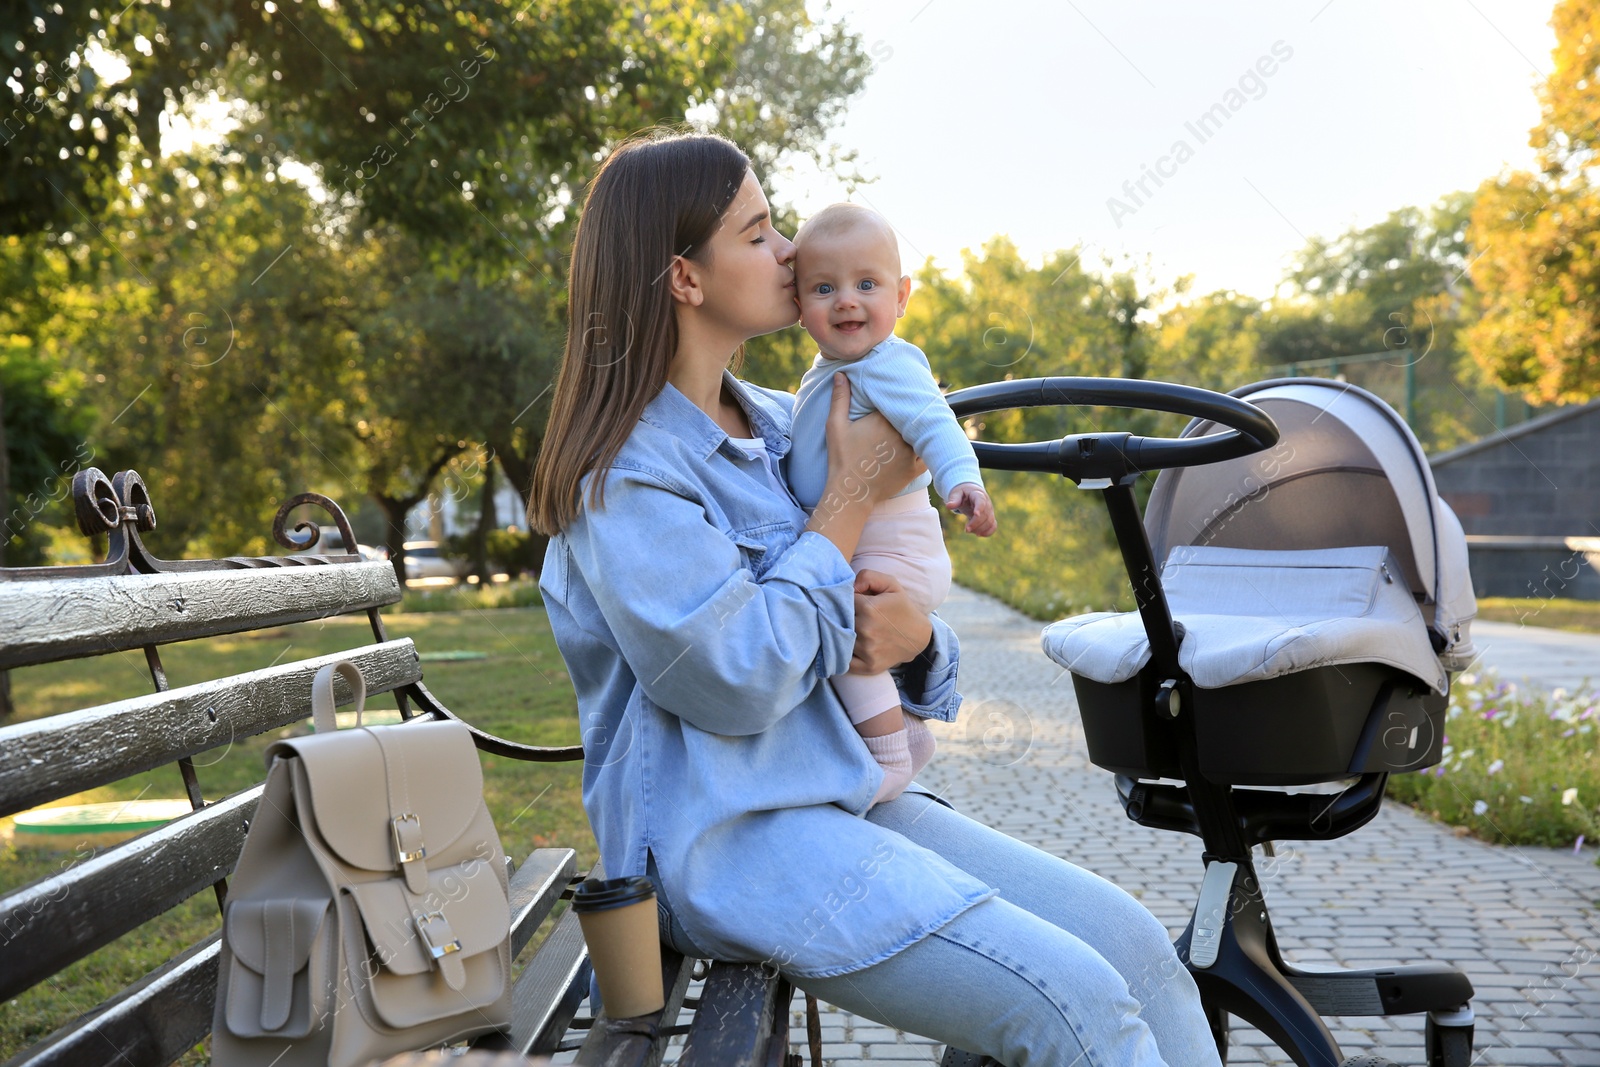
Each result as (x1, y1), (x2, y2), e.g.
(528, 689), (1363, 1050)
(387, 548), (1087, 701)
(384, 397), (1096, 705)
(0, 338), (96, 567)
(4, 0), (877, 574)
(1, 0), (748, 242)
(1151, 288), (1260, 391)
(1250, 192), (1497, 450)
(1465, 0), (1600, 403)
(30, 150), (372, 557)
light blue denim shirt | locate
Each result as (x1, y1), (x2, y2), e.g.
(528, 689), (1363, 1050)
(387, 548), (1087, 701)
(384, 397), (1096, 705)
(538, 368), (999, 978)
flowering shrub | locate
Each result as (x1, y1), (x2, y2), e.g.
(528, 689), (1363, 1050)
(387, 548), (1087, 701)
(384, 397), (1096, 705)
(1386, 671), (1600, 857)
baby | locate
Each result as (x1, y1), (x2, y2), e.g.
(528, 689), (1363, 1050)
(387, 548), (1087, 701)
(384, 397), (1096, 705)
(784, 202), (997, 810)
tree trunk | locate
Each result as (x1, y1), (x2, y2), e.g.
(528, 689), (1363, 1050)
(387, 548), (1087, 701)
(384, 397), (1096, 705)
(472, 461), (495, 584)
(374, 495), (413, 594)
(489, 432), (534, 517)
(369, 443), (466, 594)
(489, 433), (548, 579)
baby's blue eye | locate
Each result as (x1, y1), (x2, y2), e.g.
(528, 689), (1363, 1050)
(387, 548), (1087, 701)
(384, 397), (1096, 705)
(859, 279), (876, 291)
(816, 283), (833, 295)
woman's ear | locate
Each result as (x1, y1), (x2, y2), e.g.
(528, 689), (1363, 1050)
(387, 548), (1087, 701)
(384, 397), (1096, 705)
(666, 254), (705, 307)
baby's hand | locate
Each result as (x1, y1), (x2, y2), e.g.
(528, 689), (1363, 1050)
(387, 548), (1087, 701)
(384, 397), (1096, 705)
(944, 482), (996, 537)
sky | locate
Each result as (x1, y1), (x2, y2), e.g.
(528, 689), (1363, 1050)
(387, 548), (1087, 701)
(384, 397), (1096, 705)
(778, 0), (1560, 304)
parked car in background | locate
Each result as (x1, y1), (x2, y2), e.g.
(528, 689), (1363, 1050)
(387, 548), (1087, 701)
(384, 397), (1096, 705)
(402, 540), (470, 580)
(311, 524), (389, 562)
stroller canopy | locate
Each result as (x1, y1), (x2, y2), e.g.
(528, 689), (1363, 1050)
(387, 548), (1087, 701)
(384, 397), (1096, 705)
(1142, 378), (1477, 672)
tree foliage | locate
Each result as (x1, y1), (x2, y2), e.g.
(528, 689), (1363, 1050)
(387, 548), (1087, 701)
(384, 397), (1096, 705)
(1245, 193), (1501, 451)
(3, 0), (876, 565)
(1, 0), (749, 244)
(1465, 0), (1600, 403)
(0, 337), (95, 565)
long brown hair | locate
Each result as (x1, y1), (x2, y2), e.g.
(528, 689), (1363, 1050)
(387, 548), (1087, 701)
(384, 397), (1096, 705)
(527, 127), (751, 536)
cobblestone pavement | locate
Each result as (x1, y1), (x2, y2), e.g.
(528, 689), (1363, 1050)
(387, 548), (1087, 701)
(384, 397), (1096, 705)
(1470, 621), (1600, 696)
(554, 585), (1600, 1066)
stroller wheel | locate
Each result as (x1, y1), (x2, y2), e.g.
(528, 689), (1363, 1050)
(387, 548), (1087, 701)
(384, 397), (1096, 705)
(1425, 1017), (1474, 1067)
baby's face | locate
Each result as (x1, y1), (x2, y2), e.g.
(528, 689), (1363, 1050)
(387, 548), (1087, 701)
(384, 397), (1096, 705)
(793, 226), (909, 361)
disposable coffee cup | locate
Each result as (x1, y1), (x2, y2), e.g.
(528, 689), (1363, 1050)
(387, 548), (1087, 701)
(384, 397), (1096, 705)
(571, 876), (664, 1018)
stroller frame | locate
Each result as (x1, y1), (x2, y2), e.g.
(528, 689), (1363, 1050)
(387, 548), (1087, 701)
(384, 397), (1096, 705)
(938, 377), (1476, 1067)
(1099, 480), (1474, 1067)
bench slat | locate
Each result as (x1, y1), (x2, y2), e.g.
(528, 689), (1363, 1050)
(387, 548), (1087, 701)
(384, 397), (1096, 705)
(677, 964), (792, 1067)
(0, 787), (259, 1002)
(0, 560), (400, 670)
(505, 907), (596, 1057)
(573, 943), (697, 1067)
(0, 932), (220, 1067)
(0, 640), (420, 818)
(507, 848), (579, 961)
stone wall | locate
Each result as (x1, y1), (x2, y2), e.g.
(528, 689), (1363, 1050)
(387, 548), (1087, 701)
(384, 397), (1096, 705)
(1430, 401), (1600, 598)
(1430, 400), (1600, 537)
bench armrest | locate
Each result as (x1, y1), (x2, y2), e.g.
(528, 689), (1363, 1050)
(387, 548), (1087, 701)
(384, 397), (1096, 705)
(404, 679), (583, 762)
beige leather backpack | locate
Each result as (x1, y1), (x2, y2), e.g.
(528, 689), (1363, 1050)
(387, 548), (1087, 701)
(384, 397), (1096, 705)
(211, 660), (513, 1066)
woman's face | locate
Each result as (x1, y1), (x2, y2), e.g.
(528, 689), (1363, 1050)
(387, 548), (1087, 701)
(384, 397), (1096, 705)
(692, 168), (799, 340)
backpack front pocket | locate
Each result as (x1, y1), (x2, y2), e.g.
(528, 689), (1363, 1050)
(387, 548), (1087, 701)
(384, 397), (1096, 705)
(222, 896), (335, 1039)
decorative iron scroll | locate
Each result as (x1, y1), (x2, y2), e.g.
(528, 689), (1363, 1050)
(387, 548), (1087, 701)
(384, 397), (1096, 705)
(0, 467), (367, 582)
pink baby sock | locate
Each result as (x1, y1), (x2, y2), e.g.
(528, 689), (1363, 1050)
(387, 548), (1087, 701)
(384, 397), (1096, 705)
(863, 727), (914, 807)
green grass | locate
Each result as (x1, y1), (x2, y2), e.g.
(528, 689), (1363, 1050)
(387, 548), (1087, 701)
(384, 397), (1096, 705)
(943, 468), (1132, 622)
(391, 576), (545, 614)
(1386, 670), (1600, 851)
(0, 606), (587, 1062)
(1476, 596), (1600, 635)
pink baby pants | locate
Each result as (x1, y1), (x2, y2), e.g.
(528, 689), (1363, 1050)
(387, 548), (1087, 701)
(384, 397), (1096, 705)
(829, 490), (953, 724)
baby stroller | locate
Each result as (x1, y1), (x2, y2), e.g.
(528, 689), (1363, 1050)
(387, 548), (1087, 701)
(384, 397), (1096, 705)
(938, 376), (1478, 1067)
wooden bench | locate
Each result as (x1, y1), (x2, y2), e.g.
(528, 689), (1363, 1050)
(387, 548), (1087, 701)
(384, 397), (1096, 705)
(0, 468), (809, 1067)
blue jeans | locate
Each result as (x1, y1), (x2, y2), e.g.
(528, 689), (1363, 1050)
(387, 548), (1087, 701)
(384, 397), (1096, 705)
(633, 788), (1222, 1067)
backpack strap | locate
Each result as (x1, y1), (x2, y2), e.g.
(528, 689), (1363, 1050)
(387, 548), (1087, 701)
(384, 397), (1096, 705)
(311, 659), (366, 733)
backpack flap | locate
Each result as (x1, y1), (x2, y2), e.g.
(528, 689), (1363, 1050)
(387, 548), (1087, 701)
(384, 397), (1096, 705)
(223, 897), (333, 1039)
(343, 855), (510, 1028)
(271, 719), (487, 882)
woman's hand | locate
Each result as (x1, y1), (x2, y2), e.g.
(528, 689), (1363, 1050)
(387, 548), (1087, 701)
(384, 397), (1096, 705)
(805, 375), (928, 563)
(824, 375), (927, 506)
(848, 569), (935, 675)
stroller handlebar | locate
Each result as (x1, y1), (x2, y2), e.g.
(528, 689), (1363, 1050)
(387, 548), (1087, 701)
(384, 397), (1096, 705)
(944, 376), (1280, 483)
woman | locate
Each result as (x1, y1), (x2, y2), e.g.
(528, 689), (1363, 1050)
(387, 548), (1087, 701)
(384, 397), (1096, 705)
(528, 126), (1222, 1067)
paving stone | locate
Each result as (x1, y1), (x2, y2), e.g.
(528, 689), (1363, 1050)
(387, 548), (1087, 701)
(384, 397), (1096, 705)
(1481, 1048), (1567, 1065)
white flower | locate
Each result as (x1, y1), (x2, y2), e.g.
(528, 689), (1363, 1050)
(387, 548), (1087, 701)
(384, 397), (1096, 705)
(1488, 759), (1504, 775)
(1563, 788), (1579, 807)
(1473, 800), (1489, 816)
(1519, 795), (1534, 804)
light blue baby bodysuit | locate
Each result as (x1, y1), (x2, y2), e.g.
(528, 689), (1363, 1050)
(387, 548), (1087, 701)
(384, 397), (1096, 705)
(785, 335), (984, 511)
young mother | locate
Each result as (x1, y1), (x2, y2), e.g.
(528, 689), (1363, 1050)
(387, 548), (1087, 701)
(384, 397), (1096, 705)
(528, 127), (1222, 1067)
